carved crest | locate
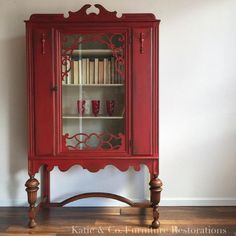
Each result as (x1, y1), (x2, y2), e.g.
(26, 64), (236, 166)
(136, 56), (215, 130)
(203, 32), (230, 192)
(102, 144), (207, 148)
(28, 4), (157, 22)
(67, 4), (119, 21)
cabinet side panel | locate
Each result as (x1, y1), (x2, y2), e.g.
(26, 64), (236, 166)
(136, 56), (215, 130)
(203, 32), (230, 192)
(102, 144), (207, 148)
(132, 28), (152, 155)
(33, 28), (54, 156)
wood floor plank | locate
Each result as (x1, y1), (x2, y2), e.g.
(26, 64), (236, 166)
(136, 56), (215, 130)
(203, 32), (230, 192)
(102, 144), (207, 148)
(0, 207), (235, 236)
(0, 234), (56, 236)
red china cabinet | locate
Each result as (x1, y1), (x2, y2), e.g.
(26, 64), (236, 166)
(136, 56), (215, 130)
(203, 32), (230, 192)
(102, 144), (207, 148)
(25, 4), (162, 228)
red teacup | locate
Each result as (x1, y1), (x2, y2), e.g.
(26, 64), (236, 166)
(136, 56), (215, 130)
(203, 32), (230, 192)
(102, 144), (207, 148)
(106, 100), (115, 116)
(92, 100), (100, 116)
(77, 100), (86, 115)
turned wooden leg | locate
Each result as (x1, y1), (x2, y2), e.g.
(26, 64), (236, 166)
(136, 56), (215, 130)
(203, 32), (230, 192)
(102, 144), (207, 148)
(149, 174), (162, 228)
(25, 176), (39, 228)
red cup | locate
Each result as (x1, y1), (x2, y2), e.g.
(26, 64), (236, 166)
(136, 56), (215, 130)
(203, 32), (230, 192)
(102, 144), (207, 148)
(106, 100), (115, 116)
(92, 100), (100, 116)
(77, 100), (86, 115)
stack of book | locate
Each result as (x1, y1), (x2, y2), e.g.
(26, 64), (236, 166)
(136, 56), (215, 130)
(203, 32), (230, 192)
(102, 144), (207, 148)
(62, 57), (123, 85)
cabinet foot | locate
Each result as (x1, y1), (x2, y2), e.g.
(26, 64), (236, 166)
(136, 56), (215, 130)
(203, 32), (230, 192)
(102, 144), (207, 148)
(149, 175), (162, 228)
(25, 176), (39, 228)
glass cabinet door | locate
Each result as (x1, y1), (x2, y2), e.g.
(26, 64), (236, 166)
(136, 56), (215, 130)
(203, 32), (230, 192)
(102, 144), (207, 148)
(61, 32), (126, 152)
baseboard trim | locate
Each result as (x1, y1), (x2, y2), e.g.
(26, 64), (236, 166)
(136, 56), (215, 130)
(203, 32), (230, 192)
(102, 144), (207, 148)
(160, 198), (236, 206)
(0, 198), (236, 207)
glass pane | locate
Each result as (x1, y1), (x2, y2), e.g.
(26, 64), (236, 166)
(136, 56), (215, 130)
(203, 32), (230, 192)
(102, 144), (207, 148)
(61, 33), (125, 151)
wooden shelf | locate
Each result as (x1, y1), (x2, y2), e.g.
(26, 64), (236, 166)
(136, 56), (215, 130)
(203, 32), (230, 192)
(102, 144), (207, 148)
(63, 115), (124, 120)
(63, 49), (117, 57)
(62, 84), (124, 87)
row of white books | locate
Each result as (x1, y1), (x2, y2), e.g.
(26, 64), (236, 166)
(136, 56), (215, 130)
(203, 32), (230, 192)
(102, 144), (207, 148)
(62, 57), (123, 85)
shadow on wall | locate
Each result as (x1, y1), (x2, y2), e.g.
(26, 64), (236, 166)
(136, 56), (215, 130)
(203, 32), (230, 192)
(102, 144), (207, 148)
(6, 36), (28, 205)
(50, 165), (149, 206)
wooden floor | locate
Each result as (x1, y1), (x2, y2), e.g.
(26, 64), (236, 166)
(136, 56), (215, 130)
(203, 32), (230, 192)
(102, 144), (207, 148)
(0, 207), (235, 235)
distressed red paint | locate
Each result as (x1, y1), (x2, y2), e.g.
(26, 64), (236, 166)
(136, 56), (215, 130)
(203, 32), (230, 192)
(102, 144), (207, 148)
(25, 4), (162, 228)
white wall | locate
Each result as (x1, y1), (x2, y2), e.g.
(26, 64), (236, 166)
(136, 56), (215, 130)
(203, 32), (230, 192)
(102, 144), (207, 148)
(0, 0), (236, 206)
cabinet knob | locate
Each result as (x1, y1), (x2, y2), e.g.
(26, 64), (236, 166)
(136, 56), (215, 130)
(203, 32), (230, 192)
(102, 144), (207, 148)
(51, 85), (58, 92)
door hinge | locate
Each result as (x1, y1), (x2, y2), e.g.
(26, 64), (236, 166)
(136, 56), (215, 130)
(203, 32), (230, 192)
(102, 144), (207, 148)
(129, 34), (132, 45)
(129, 139), (133, 148)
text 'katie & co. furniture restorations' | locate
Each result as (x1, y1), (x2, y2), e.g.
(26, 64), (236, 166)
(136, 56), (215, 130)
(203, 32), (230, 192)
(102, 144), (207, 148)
(25, 4), (162, 228)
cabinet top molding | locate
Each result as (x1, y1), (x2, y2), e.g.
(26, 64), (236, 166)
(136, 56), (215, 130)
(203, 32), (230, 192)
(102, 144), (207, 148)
(26, 4), (159, 23)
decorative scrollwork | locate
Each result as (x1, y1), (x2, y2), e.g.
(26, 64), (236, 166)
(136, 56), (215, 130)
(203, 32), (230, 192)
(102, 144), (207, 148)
(62, 132), (125, 151)
(139, 32), (144, 54)
(61, 55), (72, 80)
(28, 159), (158, 175)
(67, 4), (119, 21)
(61, 33), (125, 82)
(41, 33), (46, 55)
